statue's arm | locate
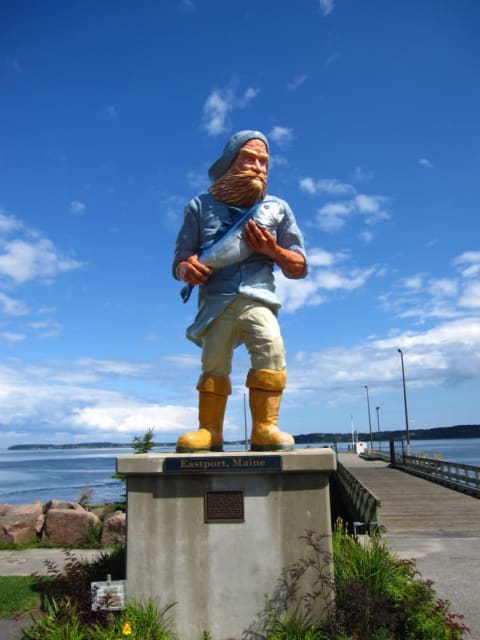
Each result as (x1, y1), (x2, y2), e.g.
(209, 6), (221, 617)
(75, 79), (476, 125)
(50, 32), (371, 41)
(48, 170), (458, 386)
(173, 200), (212, 284)
(244, 220), (306, 278)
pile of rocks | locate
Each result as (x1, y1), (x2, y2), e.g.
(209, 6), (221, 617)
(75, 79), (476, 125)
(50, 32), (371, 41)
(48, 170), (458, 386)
(0, 500), (126, 546)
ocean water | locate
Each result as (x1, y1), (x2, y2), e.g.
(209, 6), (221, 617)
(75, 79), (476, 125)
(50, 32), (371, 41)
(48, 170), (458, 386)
(1, 438), (479, 506)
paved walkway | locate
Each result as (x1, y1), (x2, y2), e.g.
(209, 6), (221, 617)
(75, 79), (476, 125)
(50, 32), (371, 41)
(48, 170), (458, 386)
(0, 549), (107, 639)
(338, 453), (480, 638)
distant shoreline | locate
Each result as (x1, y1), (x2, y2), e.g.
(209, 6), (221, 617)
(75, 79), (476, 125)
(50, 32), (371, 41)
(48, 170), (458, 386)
(7, 424), (480, 450)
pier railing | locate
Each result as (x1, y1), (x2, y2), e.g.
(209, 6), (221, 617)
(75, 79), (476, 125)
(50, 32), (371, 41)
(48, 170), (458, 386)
(361, 447), (480, 498)
(398, 455), (480, 498)
(335, 461), (381, 524)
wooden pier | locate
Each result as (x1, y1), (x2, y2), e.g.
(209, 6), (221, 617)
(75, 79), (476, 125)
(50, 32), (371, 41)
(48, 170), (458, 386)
(337, 453), (480, 636)
(337, 453), (480, 534)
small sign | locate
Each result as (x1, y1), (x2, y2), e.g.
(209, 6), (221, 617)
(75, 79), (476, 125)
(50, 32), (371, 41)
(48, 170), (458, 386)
(91, 579), (126, 611)
(205, 490), (244, 523)
(164, 455), (282, 473)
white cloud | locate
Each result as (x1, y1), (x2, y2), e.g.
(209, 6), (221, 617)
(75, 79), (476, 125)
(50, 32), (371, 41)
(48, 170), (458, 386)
(275, 249), (376, 312)
(202, 85), (259, 136)
(379, 249), (480, 325)
(459, 282), (480, 308)
(69, 200), (86, 215)
(402, 275), (424, 291)
(287, 74), (308, 91)
(28, 320), (62, 339)
(316, 201), (353, 231)
(418, 157), (433, 168)
(275, 273), (325, 312)
(269, 154), (288, 168)
(428, 278), (458, 298)
(178, 0), (195, 12)
(319, 0), (335, 16)
(359, 230), (374, 244)
(0, 292), (29, 316)
(0, 211), (83, 285)
(0, 238), (82, 284)
(0, 211), (22, 233)
(0, 356), (242, 445)
(268, 126), (293, 146)
(238, 87), (259, 107)
(352, 164), (374, 183)
(307, 248), (349, 268)
(316, 193), (390, 232)
(453, 251), (480, 278)
(285, 316), (480, 409)
(70, 403), (196, 433)
(300, 177), (355, 196)
(1, 331), (26, 343)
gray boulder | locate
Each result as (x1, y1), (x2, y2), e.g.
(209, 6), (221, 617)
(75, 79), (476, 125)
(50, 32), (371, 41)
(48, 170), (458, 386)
(0, 501), (44, 544)
(100, 511), (126, 545)
(43, 506), (102, 545)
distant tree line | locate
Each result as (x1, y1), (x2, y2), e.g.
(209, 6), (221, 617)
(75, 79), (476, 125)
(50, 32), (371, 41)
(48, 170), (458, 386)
(8, 424), (480, 450)
(294, 424), (480, 444)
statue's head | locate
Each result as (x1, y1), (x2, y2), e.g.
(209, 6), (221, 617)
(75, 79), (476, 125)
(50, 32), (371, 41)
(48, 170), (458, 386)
(209, 130), (269, 207)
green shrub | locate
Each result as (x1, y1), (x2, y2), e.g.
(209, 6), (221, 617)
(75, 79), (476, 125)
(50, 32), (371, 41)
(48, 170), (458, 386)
(21, 597), (176, 640)
(247, 523), (468, 640)
(331, 521), (467, 639)
(32, 546), (126, 627)
(22, 525), (468, 640)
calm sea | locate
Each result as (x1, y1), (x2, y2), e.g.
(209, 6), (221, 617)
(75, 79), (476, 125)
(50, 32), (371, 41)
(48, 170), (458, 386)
(1, 438), (479, 506)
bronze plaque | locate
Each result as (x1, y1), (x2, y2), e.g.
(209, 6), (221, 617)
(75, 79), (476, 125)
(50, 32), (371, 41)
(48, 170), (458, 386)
(204, 491), (244, 523)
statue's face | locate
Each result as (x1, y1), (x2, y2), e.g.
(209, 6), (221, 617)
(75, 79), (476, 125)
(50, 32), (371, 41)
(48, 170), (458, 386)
(209, 138), (269, 207)
(231, 139), (269, 187)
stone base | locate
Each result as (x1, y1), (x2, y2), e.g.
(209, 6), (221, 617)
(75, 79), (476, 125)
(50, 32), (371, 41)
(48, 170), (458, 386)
(117, 448), (336, 640)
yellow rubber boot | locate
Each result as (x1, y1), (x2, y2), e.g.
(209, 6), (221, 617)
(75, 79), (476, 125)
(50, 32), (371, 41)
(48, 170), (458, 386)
(176, 374), (231, 453)
(247, 369), (295, 452)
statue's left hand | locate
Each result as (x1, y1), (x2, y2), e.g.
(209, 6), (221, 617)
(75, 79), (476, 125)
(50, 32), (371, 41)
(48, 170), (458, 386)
(244, 220), (306, 278)
(244, 220), (278, 260)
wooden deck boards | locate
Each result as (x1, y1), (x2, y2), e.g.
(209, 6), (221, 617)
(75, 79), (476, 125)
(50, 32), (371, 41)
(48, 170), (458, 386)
(337, 453), (480, 534)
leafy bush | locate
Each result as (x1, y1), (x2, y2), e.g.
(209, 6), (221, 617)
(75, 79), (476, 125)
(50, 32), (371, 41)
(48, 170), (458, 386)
(22, 525), (468, 640)
(23, 546), (176, 639)
(32, 546), (126, 627)
(332, 522), (468, 639)
(247, 522), (468, 640)
(21, 598), (176, 640)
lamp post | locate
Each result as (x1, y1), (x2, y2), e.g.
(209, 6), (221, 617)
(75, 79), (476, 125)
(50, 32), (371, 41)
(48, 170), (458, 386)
(350, 414), (355, 452)
(398, 348), (410, 446)
(364, 385), (373, 450)
(376, 405), (381, 450)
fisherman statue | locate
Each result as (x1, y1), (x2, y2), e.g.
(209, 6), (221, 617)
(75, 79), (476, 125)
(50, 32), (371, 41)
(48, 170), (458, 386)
(173, 130), (308, 453)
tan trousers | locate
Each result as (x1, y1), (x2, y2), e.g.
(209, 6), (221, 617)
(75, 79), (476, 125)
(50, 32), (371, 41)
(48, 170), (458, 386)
(201, 296), (286, 377)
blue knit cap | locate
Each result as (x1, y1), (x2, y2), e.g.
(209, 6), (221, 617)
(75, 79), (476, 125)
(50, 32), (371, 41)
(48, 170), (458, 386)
(208, 130), (269, 182)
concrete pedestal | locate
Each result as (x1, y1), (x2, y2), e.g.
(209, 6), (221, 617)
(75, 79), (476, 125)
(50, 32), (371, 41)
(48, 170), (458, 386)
(117, 448), (336, 640)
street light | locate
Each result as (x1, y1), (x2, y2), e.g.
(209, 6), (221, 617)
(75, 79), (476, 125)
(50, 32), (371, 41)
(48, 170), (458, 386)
(375, 406), (381, 450)
(398, 348), (410, 445)
(364, 385), (373, 449)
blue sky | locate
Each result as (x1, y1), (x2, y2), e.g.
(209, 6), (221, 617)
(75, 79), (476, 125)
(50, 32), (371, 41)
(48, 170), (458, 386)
(1, 1), (479, 448)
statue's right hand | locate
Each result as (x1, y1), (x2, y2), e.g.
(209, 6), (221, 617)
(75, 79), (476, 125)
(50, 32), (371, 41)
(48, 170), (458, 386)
(176, 256), (212, 285)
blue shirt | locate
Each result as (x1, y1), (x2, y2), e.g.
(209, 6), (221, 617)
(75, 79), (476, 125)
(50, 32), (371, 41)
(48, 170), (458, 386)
(173, 192), (308, 346)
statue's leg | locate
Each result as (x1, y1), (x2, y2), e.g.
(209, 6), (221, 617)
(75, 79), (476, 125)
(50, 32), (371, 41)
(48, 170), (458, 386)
(246, 368), (294, 452)
(238, 300), (294, 451)
(176, 303), (236, 453)
(176, 373), (231, 453)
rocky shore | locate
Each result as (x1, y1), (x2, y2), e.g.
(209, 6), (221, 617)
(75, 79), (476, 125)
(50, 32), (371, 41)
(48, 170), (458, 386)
(0, 500), (126, 546)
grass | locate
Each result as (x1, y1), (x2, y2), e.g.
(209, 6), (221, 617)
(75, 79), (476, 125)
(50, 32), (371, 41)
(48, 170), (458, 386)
(0, 576), (40, 618)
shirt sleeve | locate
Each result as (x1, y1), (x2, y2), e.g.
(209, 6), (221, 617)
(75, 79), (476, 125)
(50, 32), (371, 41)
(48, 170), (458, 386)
(172, 198), (201, 280)
(276, 200), (308, 279)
